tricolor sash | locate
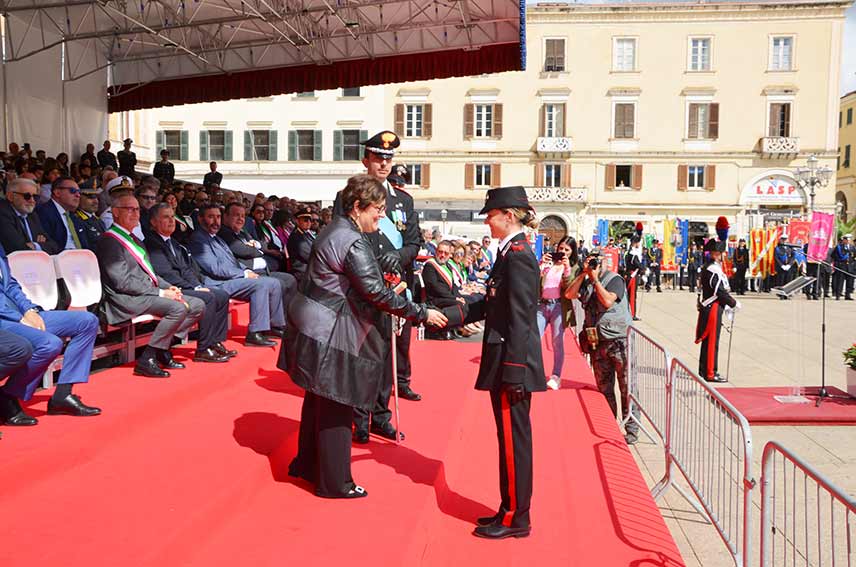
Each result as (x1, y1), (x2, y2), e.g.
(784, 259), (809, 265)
(105, 225), (158, 285)
(425, 258), (455, 289)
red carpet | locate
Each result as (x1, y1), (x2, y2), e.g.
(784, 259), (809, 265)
(719, 386), (856, 425)
(0, 304), (684, 567)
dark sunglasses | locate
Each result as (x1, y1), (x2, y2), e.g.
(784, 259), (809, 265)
(14, 192), (38, 201)
(58, 186), (80, 194)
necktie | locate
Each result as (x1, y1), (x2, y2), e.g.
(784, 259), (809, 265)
(19, 215), (34, 242)
(65, 212), (82, 248)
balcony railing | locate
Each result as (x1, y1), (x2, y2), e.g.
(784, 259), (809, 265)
(525, 186), (587, 203)
(536, 137), (573, 153)
(760, 136), (800, 156)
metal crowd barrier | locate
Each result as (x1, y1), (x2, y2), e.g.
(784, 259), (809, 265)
(654, 358), (756, 567)
(760, 441), (856, 566)
(625, 326), (671, 444)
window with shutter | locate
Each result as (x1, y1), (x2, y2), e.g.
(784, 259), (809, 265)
(464, 104), (474, 139)
(689, 38), (711, 71)
(769, 36), (794, 71)
(465, 164), (475, 189)
(179, 130), (189, 161)
(614, 103), (635, 139)
(544, 104), (564, 138)
(199, 131), (209, 162)
(341, 130), (361, 161)
(613, 38), (636, 71)
(161, 130), (182, 158)
(687, 165), (705, 190)
(615, 165), (633, 189)
(421, 164), (431, 188)
(294, 130), (315, 161)
(688, 103), (717, 139)
(409, 164), (423, 186)
(677, 165), (688, 191)
(492, 163), (501, 187)
(268, 130), (278, 161)
(493, 104), (503, 139)
(631, 164), (643, 190)
(474, 104), (494, 138)
(248, 130), (270, 161)
(243, 131), (252, 161)
(394, 104), (405, 137)
(708, 103), (719, 139)
(224, 130), (233, 161)
(156, 130), (165, 155)
(768, 103), (792, 137)
(423, 104), (433, 138)
(704, 165), (716, 191)
(405, 104), (424, 137)
(313, 130), (322, 161)
(207, 130), (226, 161)
(848, 108), (853, 125)
(544, 38), (565, 72)
(561, 163), (571, 187)
(544, 164), (561, 188)
(534, 164), (545, 186)
(474, 164), (492, 187)
(605, 164), (616, 190)
(844, 145), (851, 168)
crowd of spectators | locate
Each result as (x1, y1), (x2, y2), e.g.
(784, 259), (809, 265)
(0, 140), (334, 426)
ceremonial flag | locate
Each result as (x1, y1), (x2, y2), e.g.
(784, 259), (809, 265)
(675, 219), (689, 265)
(787, 220), (811, 247)
(807, 212), (834, 263)
(663, 218), (675, 270)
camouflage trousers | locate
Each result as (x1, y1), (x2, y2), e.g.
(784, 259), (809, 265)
(591, 338), (639, 434)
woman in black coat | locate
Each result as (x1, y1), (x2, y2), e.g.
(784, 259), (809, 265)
(470, 186), (546, 540)
(278, 174), (446, 499)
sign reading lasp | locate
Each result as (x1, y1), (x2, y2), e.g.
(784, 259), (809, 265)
(743, 175), (803, 205)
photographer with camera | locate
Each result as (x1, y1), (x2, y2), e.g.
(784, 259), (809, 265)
(565, 248), (639, 444)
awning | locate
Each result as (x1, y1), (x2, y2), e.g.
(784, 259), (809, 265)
(2, 0), (526, 113)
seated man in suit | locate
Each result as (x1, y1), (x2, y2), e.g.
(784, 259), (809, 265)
(0, 178), (61, 254)
(97, 191), (205, 378)
(189, 204), (286, 348)
(218, 202), (297, 301)
(35, 176), (88, 252)
(0, 243), (101, 425)
(421, 240), (485, 336)
(144, 203), (234, 363)
(285, 206), (315, 283)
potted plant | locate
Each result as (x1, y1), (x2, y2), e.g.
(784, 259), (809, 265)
(844, 343), (856, 397)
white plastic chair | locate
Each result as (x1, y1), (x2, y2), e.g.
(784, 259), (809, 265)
(53, 249), (102, 308)
(7, 250), (59, 310)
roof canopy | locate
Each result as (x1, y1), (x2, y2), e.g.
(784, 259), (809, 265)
(2, 0), (525, 112)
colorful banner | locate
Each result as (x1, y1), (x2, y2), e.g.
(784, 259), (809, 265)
(601, 246), (620, 273)
(749, 227), (781, 278)
(807, 212), (835, 263)
(663, 218), (676, 270)
(675, 219), (689, 265)
(787, 220), (811, 247)
(596, 219), (610, 248)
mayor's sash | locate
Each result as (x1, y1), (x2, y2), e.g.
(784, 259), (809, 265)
(104, 226), (158, 285)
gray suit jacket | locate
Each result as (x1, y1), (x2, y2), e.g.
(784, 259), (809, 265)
(96, 231), (170, 324)
(188, 229), (247, 286)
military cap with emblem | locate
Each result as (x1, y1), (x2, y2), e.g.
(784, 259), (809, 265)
(361, 130), (400, 159)
(105, 175), (134, 193)
(123, 138), (133, 144)
(295, 206), (313, 219)
(479, 185), (534, 215)
(703, 238), (727, 253)
(79, 177), (102, 194)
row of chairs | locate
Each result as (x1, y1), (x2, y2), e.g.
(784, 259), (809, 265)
(7, 250), (195, 389)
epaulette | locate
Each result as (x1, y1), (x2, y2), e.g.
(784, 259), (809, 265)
(75, 210), (88, 220)
(510, 242), (526, 252)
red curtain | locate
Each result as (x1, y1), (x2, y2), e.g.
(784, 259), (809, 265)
(108, 43), (523, 113)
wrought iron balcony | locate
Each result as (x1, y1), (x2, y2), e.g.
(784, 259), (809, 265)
(760, 136), (800, 156)
(536, 137), (573, 153)
(525, 186), (587, 203)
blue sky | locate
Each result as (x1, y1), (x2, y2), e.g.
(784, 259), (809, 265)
(525, 1), (856, 96)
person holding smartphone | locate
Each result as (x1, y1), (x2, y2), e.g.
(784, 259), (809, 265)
(537, 236), (580, 390)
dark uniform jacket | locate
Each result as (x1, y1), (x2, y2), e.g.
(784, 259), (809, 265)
(75, 210), (105, 251)
(286, 228), (314, 282)
(278, 216), (428, 411)
(203, 171), (223, 187)
(734, 247), (749, 269)
(145, 233), (205, 290)
(153, 161), (175, 184)
(97, 149), (117, 170)
(474, 233), (547, 393)
(695, 261), (737, 342)
(117, 150), (137, 177)
(0, 200), (61, 254)
(624, 250), (643, 277)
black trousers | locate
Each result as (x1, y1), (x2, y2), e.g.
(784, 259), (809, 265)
(291, 391), (354, 497)
(688, 267), (697, 292)
(832, 267), (852, 298)
(354, 332), (394, 430)
(698, 305), (724, 380)
(396, 321), (412, 389)
(183, 288), (230, 350)
(734, 268), (747, 294)
(489, 390), (533, 528)
(646, 267), (661, 290)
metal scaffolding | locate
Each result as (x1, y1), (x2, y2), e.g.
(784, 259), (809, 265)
(0, 0), (521, 91)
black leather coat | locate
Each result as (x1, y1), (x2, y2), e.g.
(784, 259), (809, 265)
(278, 215), (428, 410)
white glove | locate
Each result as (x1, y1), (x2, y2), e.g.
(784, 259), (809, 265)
(734, 300), (742, 311)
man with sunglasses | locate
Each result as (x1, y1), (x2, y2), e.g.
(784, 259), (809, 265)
(0, 178), (60, 254)
(36, 176), (87, 252)
(75, 183), (106, 251)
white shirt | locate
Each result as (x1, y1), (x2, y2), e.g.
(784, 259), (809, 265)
(497, 230), (525, 257)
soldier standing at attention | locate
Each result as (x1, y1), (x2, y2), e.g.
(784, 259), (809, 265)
(117, 138), (137, 178)
(695, 239), (739, 383)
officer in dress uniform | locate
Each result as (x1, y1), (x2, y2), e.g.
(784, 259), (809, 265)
(624, 236), (643, 320)
(646, 239), (662, 292)
(831, 234), (853, 300)
(695, 239), (739, 383)
(117, 138), (137, 178)
(76, 181), (106, 251)
(466, 185), (546, 540)
(332, 131), (424, 443)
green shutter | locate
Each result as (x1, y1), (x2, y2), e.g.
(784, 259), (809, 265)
(244, 130), (252, 161)
(224, 130), (233, 161)
(199, 131), (209, 162)
(360, 130), (368, 160)
(333, 130), (343, 161)
(288, 130), (297, 161)
(313, 130), (322, 161)
(269, 130), (278, 161)
(180, 130), (189, 161)
(156, 130), (165, 155)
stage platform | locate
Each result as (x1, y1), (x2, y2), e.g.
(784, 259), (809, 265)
(0, 307), (684, 567)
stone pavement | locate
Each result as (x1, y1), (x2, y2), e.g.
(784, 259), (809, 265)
(625, 288), (856, 566)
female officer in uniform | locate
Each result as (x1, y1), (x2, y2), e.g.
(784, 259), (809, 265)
(471, 186), (547, 539)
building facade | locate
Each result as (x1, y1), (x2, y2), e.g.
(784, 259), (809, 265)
(119, 1), (851, 241)
(838, 90), (856, 221)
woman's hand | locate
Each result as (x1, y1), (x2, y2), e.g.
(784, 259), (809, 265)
(425, 309), (449, 328)
(541, 253), (553, 266)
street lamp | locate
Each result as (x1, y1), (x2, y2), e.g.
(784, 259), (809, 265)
(440, 208), (448, 235)
(794, 154), (833, 212)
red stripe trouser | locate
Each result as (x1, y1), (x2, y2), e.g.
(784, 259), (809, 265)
(489, 389), (533, 529)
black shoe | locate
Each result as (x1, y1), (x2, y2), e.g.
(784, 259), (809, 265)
(477, 512), (503, 527)
(316, 484), (368, 499)
(472, 523), (530, 539)
(157, 350), (185, 369)
(193, 348), (230, 363)
(353, 428), (369, 444)
(263, 328), (284, 339)
(213, 342), (238, 358)
(656, 288), (662, 293)
(399, 385), (422, 401)
(245, 332), (276, 347)
(632, 317), (641, 322)
(624, 432), (639, 445)
(0, 395), (38, 426)
(47, 394), (101, 417)
(134, 357), (170, 378)
(370, 421), (404, 441)
(706, 373), (727, 383)
(846, 296), (854, 301)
